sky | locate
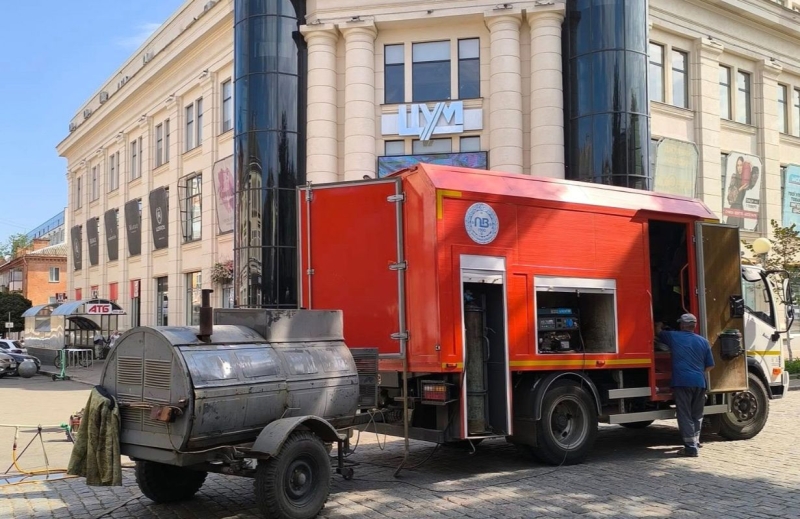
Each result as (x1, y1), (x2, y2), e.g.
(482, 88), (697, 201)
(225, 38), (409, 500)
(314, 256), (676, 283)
(0, 0), (184, 244)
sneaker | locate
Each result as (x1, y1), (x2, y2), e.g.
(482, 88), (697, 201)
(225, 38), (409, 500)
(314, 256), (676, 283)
(679, 447), (699, 457)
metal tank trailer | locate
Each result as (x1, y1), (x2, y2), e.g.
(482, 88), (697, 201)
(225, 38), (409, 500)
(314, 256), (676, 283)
(98, 290), (377, 519)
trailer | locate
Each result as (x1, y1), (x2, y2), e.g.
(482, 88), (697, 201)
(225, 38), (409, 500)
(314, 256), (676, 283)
(297, 163), (774, 465)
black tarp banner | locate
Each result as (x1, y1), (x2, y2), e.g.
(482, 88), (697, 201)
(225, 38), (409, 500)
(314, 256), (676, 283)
(104, 209), (118, 262)
(86, 217), (99, 266)
(149, 187), (169, 250)
(70, 225), (82, 271)
(125, 199), (141, 256)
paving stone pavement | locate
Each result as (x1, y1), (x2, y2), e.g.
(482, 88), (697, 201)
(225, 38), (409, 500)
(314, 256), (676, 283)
(1, 391), (799, 519)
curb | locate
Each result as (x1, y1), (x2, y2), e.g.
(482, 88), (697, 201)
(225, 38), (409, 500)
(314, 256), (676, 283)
(38, 369), (96, 386)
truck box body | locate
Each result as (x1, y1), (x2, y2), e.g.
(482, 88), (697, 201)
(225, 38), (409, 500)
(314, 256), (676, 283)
(298, 164), (747, 401)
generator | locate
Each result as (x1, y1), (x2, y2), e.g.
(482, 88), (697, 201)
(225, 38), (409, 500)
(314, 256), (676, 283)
(537, 307), (582, 353)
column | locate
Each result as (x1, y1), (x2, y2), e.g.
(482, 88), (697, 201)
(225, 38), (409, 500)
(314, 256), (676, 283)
(528, 7), (565, 179)
(485, 12), (524, 174)
(341, 22), (377, 180)
(302, 24), (339, 184)
(692, 37), (724, 213)
(756, 59), (783, 236)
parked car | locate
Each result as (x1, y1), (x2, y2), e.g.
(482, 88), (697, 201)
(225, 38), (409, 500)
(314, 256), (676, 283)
(0, 339), (27, 355)
(3, 351), (40, 375)
(0, 353), (17, 378)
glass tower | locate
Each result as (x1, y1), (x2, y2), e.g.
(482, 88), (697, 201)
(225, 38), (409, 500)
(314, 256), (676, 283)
(564, 0), (651, 189)
(233, 0), (307, 308)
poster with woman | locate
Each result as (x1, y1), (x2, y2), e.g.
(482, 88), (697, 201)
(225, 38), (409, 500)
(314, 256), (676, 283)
(722, 153), (762, 231)
(213, 155), (235, 234)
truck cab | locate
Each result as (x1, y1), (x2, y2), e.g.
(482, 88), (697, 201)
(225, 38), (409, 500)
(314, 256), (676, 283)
(741, 263), (793, 399)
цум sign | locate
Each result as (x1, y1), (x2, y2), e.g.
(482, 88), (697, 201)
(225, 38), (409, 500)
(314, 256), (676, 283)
(381, 100), (483, 142)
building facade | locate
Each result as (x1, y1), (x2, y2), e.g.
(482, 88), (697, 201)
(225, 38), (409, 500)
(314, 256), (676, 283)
(59, 0), (800, 329)
(0, 238), (67, 306)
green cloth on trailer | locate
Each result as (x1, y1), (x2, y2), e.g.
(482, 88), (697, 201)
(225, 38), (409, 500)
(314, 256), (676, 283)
(67, 385), (122, 486)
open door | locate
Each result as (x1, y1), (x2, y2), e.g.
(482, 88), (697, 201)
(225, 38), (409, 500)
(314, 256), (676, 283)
(695, 222), (747, 392)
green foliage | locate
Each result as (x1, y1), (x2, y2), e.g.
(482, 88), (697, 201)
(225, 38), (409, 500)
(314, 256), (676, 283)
(0, 233), (31, 259)
(786, 359), (800, 375)
(742, 219), (800, 302)
(0, 292), (32, 332)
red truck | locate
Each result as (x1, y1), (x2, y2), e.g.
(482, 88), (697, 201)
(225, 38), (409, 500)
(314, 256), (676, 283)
(298, 163), (761, 465)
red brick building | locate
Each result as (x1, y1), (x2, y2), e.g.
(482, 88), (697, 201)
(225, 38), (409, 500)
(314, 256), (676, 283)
(0, 239), (68, 305)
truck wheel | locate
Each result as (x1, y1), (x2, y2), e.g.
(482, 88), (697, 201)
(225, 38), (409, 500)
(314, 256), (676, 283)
(254, 431), (331, 519)
(620, 420), (654, 429)
(135, 461), (207, 503)
(533, 380), (598, 466)
(718, 372), (769, 441)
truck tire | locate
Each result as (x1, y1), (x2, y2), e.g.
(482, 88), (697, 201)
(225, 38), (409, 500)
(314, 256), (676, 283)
(718, 372), (769, 441)
(620, 420), (654, 429)
(532, 380), (598, 466)
(135, 461), (207, 503)
(254, 431), (331, 519)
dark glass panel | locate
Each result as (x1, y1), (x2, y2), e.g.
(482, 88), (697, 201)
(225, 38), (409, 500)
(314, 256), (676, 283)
(259, 247), (278, 306)
(385, 64), (404, 104)
(276, 133), (299, 189)
(237, 74), (277, 132)
(459, 59), (480, 99)
(592, 114), (612, 182)
(278, 247), (298, 307)
(575, 55), (592, 117)
(610, 112), (628, 176)
(592, 51), (623, 115)
(277, 15), (300, 75)
(277, 188), (298, 247)
(624, 0), (647, 53)
(572, 118), (593, 180)
(277, 74), (299, 133)
(591, 0), (624, 51)
(570, 0), (592, 58)
(412, 62), (451, 102)
(628, 114), (650, 180)
(626, 52), (647, 114)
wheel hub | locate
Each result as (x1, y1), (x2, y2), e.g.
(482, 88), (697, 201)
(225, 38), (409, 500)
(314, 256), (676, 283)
(286, 459), (314, 503)
(731, 391), (757, 421)
(550, 398), (586, 449)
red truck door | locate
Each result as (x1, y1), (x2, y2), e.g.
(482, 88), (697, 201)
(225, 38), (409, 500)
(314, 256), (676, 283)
(695, 222), (748, 392)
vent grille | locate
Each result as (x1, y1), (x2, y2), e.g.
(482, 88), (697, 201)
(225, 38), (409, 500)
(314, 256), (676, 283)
(351, 348), (379, 409)
(117, 357), (143, 386)
(118, 396), (142, 430)
(144, 360), (172, 390)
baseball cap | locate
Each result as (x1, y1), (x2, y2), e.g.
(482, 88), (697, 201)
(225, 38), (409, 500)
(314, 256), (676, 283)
(677, 313), (697, 324)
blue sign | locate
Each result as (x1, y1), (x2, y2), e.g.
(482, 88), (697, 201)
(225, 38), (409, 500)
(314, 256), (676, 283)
(783, 165), (800, 228)
(464, 203), (499, 245)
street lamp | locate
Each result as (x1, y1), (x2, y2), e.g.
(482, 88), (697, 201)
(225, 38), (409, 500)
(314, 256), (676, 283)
(752, 237), (772, 265)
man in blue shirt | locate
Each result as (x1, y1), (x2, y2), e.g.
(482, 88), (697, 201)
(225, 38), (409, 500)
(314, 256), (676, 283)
(657, 313), (715, 457)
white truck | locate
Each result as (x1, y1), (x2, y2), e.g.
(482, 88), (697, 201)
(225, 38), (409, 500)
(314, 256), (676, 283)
(716, 262), (794, 439)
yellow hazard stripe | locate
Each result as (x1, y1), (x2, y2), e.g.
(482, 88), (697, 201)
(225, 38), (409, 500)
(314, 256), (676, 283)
(442, 362), (464, 369)
(747, 350), (781, 356)
(509, 358), (651, 368)
(436, 190), (462, 219)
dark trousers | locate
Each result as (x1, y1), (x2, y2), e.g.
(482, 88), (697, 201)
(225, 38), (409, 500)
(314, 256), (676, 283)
(674, 386), (706, 448)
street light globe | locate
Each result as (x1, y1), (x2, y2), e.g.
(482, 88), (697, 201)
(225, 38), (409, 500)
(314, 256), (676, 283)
(752, 237), (772, 255)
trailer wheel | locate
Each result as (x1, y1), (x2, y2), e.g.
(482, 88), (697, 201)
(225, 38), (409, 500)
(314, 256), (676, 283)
(135, 461), (207, 503)
(533, 380), (598, 466)
(620, 420), (654, 429)
(254, 431), (331, 519)
(718, 372), (769, 441)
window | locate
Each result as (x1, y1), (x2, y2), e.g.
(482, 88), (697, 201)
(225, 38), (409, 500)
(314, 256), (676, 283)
(91, 166), (98, 201)
(649, 42), (664, 103)
(49, 267), (60, 283)
(196, 97), (203, 146)
(155, 123), (164, 167)
(108, 152), (119, 192)
(75, 288), (82, 301)
(185, 103), (195, 150)
(412, 41), (450, 102)
(719, 66), (732, 120)
(186, 272), (202, 325)
(384, 45), (404, 104)
(412, 138), (452, 154)
(181, 174), (202, 242)
(743, 275), (774, 327)
(384, 140), (405, 156)
(76, 176), (83, 208)
(737, 71), (752, 125)
(671, 50), (688, 108)
(109, 282), (118, 302)
(222, 284), (234, 308)
(222, 80), (233, 132)
(130, 139), (139, 180)
(458, 39), (480, 99)
(720, 153), (728, 208)
(460, 136), (481, 152)
(90, 285), (99, 298)
(165, 119), (171, 162)
(794, 89), (800, 137)
(130, 280), (141, 327)
(156, 277), (168, 326)
(779, 85), (788, 134)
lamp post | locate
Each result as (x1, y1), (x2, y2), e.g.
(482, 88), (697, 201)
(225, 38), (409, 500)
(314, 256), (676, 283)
(752, 237), (772, 266)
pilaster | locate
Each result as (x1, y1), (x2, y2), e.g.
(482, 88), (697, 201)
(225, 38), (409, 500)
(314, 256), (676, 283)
(692, 37), (725, 214)
(756, 59), (784, 236)
(341, 22), (377, 180)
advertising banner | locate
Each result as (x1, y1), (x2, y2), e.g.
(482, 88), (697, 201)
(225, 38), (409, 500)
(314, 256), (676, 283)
(213, 155), (235, 234)
(722, 153), (763, 232)
(652, 138), (698, 198)
(377, 151), (488, 178)
(149, 187), (169, 250)
(124, 200), (141, 256)
(70, 225), (82, 271)
(86, 217), (99, 267)
(104, 209), (118, 262)
(782, 165), (800, 228)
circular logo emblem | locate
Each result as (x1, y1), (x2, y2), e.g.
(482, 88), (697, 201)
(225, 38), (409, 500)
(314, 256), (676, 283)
(156, 207), (163, 225)
(464, 203), (499, 245)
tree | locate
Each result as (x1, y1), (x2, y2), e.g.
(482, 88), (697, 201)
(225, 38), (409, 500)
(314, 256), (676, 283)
(742, 219), (800, 285)
(0, 233), (32, 259)
(0, 292), (32, 336)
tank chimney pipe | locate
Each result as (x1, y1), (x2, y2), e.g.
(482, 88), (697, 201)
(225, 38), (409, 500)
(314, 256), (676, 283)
(198, 289), (214, 342)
